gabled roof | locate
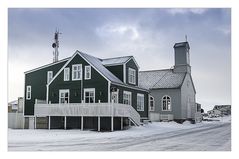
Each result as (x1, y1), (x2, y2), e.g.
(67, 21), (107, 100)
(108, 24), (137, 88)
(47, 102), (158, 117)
(79, 51), (124, 84)
(138, 69), (186, 89)
(47, 51), (148, 92)
(48, 51), (124, 86)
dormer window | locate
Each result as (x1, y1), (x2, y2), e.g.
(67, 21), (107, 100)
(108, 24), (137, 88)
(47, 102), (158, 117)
(128, 68), (136, 84)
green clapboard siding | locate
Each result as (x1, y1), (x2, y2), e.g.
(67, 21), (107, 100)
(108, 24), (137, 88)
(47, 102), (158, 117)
(24, 61), (67, 115)
(111, 84), (148, 118)
(105, 65), (124, 82)
(49, 54), (109, 104)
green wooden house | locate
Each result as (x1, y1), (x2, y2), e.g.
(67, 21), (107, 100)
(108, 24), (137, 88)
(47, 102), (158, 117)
(24, 50), (149, 131)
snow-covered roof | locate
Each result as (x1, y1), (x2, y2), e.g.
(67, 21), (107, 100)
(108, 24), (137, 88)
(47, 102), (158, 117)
(138, 69), (186, 89)
(8, 100), (18, 105)
(79, 52), (124, 84)
(101, 56), (132, 66)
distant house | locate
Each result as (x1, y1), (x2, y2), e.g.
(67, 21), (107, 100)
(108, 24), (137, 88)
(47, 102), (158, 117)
(8, 97), (24, 129)
(8, 97), (23, 113)
(8, 100), (18, 113)
(214, 105), (231, 115)
(139, 42), (201, 123)
(207, 105), (231, 117)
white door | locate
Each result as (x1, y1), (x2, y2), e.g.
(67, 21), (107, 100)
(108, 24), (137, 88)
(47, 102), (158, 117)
(59, 89), (70, 104)
(111, 90), (118, 103)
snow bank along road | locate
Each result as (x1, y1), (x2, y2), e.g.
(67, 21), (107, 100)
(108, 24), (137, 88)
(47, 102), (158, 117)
(8, 117), (231, 151)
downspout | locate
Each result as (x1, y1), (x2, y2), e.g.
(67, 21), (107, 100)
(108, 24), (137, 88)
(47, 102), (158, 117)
(46, 85), (49, 103)
(108, 81), (111, 103)
(81, 67), (83, 102)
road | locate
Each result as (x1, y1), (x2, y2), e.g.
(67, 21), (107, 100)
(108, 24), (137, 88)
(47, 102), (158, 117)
(8, 121), (231, 151)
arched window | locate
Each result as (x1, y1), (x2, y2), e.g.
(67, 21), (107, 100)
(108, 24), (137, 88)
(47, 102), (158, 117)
(162, 95), (171, 111)
(149, 95), (155, 111)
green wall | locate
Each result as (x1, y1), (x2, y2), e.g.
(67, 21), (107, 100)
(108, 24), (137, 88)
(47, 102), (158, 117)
(24, 61), (67, 115)
(111, 84), (148, 118)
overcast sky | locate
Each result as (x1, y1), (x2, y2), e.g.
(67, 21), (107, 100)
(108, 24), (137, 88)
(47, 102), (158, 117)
(8, 8), (231, 111)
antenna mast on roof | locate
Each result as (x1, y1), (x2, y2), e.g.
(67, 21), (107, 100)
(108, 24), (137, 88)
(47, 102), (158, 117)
(185, 35), (188, 42)
(52, 29), (62, 63)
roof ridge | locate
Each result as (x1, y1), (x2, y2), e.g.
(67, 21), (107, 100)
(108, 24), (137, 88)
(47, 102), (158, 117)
(102, 55), (133, 60)
(139, 68), (172, 73)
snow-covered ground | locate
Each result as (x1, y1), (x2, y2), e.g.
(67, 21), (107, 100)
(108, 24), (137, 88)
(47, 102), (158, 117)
(8, 116), (231, 151)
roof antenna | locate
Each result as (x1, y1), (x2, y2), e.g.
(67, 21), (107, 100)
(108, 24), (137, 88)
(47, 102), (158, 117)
(185, 34), (188, 42)
(52, 29), (62, 63)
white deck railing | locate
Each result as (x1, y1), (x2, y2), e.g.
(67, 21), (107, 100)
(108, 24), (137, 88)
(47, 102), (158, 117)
(34, 103), (140, 126)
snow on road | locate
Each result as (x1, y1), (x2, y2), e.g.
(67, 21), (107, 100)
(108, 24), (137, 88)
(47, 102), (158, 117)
(8, 116), (231, 151)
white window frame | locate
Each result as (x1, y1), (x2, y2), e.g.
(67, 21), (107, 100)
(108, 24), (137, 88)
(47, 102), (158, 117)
(162, 95), (172, 111)
(26, 86), (31, 100)
(84, 65), (91, 80)
(72, 64), (82, 81)
(59, 89), (70, 104)
(123, 91), (132, 106)
(149, 95), (155, 111)
(128, 68), (136, 84)
(64, 67), (70, 81)
(47, 71), (53, 84)
(137, 93), (144, 111)
(84, 88), (95, 103)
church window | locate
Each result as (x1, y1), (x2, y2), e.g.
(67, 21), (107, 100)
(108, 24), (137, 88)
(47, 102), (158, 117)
(162, 95), (171, 111)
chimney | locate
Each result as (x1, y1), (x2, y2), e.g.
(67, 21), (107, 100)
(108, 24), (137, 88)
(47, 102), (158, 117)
(173, 41), (191, 73)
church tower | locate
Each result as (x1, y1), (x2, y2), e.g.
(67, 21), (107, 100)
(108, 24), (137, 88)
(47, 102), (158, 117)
(173, 41), (191, 74)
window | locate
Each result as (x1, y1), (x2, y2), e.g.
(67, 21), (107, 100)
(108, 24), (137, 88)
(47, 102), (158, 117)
(84, 88), (95, 103)
(72, 64), (82, 80)
(137, 94), (144, 111)
(26, 86), (31, 100)
(128, 68), (136, 84)
(84, 65), (91, 80)
(123, 91), (131, 105)
(64, 68), (70, 81)
(149, 95), (155, 111)
(47, 71), (53, 84)
(162, 95), (171, 111)
(59, 89), (69, 104)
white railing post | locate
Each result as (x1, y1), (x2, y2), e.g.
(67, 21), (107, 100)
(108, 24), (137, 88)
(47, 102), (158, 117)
(121, 117), (123, 130)
(111, 101), (114, 132)
(34, 116), (37, 129)
(48, 116), (51, 130)
(98, 116), (100, 132)
(64, 116), (67, 130)
(81, 116), (84, 131)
